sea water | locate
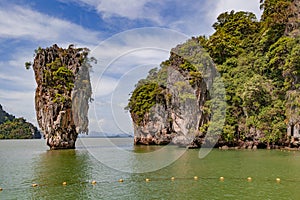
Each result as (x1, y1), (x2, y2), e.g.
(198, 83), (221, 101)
(0, 138), (300, 200)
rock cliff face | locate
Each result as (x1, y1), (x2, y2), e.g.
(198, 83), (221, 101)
(128, 39), (218, 148)
(284, 0), (300, 147)
(285, 0), (300, 37)
(33, 44), (92, 149)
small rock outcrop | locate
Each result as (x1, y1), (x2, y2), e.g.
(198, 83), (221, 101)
(32, 44), (92, 149)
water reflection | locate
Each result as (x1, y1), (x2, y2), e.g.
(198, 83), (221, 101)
(30, 149), (92, 199)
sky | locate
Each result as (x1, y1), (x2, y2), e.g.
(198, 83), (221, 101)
(0, 0), (262, 135)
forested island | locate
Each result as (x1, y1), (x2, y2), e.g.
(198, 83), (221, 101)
(0, 104), (41, 139)
(127, 0), (300, 149)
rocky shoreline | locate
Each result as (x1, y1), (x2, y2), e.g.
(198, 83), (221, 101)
(135, 135), (300, 150)
(134, 132), (300, 150)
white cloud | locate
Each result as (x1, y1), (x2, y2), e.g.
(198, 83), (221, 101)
(61, 0), (161, 23)
(58, 0), (261, 37)
(0, 89), (37, 126)
(58, 0), (211, 35)
(89, 102), (134, 133)
(0, 49), (39, 126)
(0, 50), (36, 88)
(0, 5), (101, 44)
(89, 28), (189, 76)
(93, 76), (118, 97)
(95, 0), (156, 20)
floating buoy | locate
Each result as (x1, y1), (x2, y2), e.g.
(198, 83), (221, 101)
(145, 178), (150, 182)
(219, 177), (224, 181)
(0, 187), (2, 191)
(247, 177), (252, 182)
(171, 177), (175, 181)
(91, 180), (97, 185)
(276, 178), (281, 183)
(62, 182), (67, 186)
(32, 183), (38, 187)
(194, 176), (198, 180)
(118, 179), (124, 182)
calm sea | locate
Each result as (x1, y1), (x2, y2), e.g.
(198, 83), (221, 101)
(0, 138), (300, 200)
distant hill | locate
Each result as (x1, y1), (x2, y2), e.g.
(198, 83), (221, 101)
(79, 131), (133, 138)
(0, 104), (14, 124)
(0, 104), (41, 139)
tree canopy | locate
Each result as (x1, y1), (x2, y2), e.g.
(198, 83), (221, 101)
(128, 0), (300, 147)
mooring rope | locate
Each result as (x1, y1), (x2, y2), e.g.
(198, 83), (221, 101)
(0, 176), (296, 192)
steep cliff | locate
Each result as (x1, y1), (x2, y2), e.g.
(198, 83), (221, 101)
(128, 0), (300, 149)
(127, 39), (218, 147)
(32, 44), (92, 149)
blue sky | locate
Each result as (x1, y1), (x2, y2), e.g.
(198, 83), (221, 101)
(0, 0), (261, 134)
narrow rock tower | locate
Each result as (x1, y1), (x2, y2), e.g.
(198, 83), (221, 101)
(32, 44), (92, 149)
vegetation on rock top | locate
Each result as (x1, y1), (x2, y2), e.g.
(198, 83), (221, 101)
(25, 44), (94, 149)
(127, 0), (300, 148)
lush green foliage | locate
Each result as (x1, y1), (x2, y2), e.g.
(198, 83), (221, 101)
(0, 105), (41, 139)
(128, 0), (300, 146)
(198, 0), (299, 145)
(0, 105), (14, 124)
(126, 82), (165, 125)
(0, 118), (40, 139)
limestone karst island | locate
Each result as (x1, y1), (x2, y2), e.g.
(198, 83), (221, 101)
(127, 0), (300, 150)
(27, 44), (93, 149)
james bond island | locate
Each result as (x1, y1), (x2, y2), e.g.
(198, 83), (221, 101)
(127, 0), (300, 149)
(28, 44), (93, 149)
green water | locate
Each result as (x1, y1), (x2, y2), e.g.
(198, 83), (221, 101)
(1, 138), (300, 200)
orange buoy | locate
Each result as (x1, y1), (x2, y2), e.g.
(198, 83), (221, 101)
(62, 182), (67, 186)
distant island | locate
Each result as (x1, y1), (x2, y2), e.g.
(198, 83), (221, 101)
(79, 131), (133, 138)
(127, 0), (300, 149)
(0, 104), (41, 139)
